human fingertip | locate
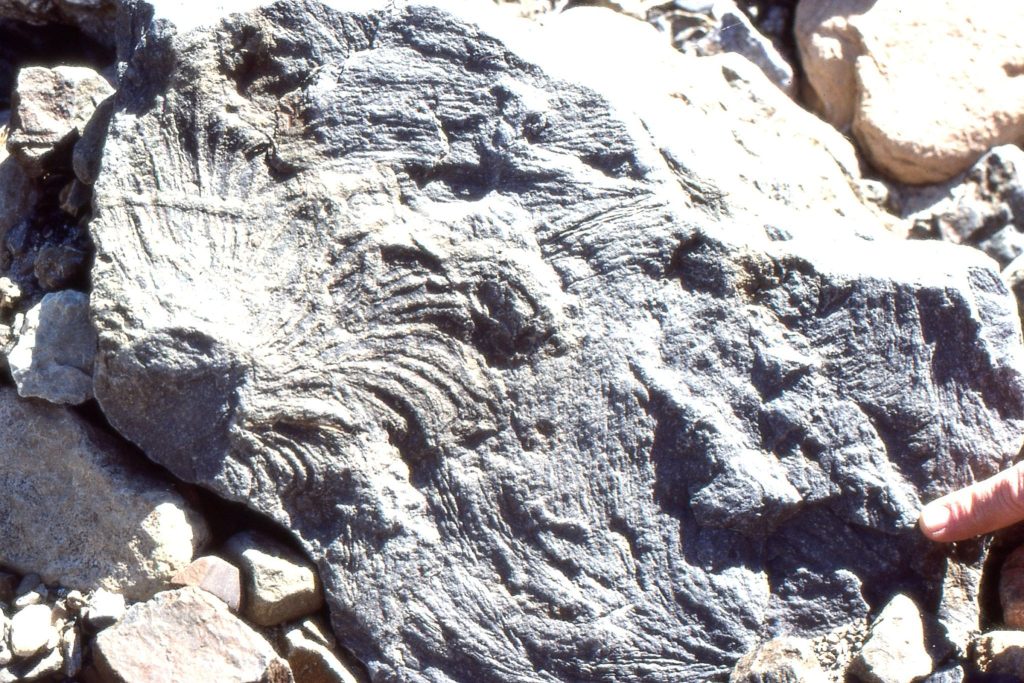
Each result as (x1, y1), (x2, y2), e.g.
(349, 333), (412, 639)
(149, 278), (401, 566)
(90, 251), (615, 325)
(918, 501), (952, 540)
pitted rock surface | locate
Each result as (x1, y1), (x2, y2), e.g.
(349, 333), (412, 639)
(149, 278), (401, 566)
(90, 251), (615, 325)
(88, 1), (1024, 680)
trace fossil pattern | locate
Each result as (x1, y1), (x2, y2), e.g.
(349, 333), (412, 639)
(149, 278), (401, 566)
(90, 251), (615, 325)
(88, 1), (1024, 680)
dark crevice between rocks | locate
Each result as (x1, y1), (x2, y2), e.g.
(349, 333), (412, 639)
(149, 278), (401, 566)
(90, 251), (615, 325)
(0, 19), (114, 109)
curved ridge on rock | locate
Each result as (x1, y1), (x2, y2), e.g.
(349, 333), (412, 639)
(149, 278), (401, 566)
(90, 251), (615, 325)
(88, 1), (1024, 680)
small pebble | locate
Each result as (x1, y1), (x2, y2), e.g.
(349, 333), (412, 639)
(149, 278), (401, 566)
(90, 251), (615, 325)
(83, 589), (126, 632)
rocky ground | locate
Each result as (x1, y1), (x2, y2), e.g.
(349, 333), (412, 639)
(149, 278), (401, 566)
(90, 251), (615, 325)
(2, 0), (1024, 681)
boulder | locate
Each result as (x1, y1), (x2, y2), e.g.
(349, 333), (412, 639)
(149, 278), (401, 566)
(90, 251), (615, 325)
(226, 532), (322, 626)
(0, 387), (209, 600)
(796, 0), (1024, 184)
(93, 586), (290, 683)
(7, 289), (96, 404)
(88, 0), (1024, 680)
(6, 65), (113, 178)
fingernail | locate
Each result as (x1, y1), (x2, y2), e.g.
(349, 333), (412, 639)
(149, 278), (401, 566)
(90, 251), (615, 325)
(919, 503), (951, 536)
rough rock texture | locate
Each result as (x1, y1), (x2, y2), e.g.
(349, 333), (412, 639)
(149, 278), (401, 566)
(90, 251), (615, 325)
(796, 0), (1024, 184)
(8, 289), (96, 404)
(850, 594), (933, 683)
(284, 625), (359, 683)
(0, 388), (209, 600)
(901, 146), (1024, 268)
(729, 636), (827, 683)
(226, 532), (322, 626)
(88, 1), (1024, 680)
(6, 65), (113, 178)
(973, 631), (1024, 677)
(93, 586), (289, 683)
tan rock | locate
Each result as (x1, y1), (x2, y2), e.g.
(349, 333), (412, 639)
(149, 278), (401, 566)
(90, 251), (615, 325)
(284, 626), (359, 683)
(170, 555), (241, 612)
(975, 631), (1024, 676)
(7, 65), (113, 177)
(796, 0), (1024, 184)
(851, 594), (933, 683)
(93, 587), (291, 683)
(729, 636), (827, 683)
(227, 532), (322, 627)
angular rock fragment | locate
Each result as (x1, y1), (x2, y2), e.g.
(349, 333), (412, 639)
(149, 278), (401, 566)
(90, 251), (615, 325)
(851, 594), (933, 683)
(8, 290), (96, 404)
(93, 587), (290, 683)
(88, 0), (1024, 679)
(0, 388), (209, 600)
(729, 636), (827, 683)
(226, 532), (321, 626)
(796, 0), (1024, 184)
(284, 625), (359, 683)
(82, 590), (126, 632)
(170, 555), (241, 612)
(6, 65), (113, 178)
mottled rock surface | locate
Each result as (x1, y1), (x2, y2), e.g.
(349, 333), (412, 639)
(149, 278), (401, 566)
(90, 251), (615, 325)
(729, 636), (827, 682)
(6, 65), (113, 178)
(0, 388), (209, 600)
(93, 586), (289, 683)
(170, 555), (242, 612)
(8, 289), (96, 404)
(796, 0), (1024, 184)
(88, 0), (1024, 680)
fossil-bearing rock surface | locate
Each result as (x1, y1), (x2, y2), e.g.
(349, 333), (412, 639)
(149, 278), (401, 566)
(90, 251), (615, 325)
(87, 0), (1024, 680)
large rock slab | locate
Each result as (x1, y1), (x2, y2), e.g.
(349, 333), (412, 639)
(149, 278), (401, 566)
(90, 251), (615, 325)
(796, 0), (1024, 184)
(89, 1), (1024, 680)
(0, 388), (209, 600)
(93, 586), (289, 683)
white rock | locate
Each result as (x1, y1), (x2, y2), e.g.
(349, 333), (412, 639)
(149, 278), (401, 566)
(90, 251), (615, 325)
(83, 589), (126, 631)
(285, 625), (359, 683)
(8, 290), (96, 405)
(8, 604), (53, 658)
(227, 532), (322, 627)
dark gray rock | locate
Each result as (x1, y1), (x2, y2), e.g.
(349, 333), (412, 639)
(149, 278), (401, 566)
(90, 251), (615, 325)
(88, 1), (1024, 680)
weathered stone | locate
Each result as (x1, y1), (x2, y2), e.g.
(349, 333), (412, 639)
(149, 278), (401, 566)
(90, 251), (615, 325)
(8, 646), (64, 682)
(851, 594), (933, 683)
(920, 665), (965, 683)
(796, 0), (1024, 184)
(60, 624), (82, 678)
(8, 605), (52, 658)
(87, 1), (1024, 679)
(936, 550), (983, 658)
(284, 626), (359, 683)
(0, 387), (209, 600)
(974, 631), (1024, 676)
(82, 590), (126, 632)
(729, 636), (827, 683)
(901, 146), (1024, 268)
(226, 532), (321, 626)
(0, 141), (35, 243)
(170, 555), (241, 612)
(93, 587), (290, 683)
(7, 65), (113, 178)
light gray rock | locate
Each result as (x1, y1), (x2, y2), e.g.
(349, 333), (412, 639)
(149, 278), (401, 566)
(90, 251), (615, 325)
(59, 624), (82, 678)
(83, 589), (126, 632)
(226, 532), (321, 626)
(88, 1), (1024, 680)
(93, 586), (291, 683)
(8, 604), (52, 659)
(6, 65), (113, 178)
(851, 594), (933, 683)
(729, 636), (827, 683)
(0, 387), (209, 600)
